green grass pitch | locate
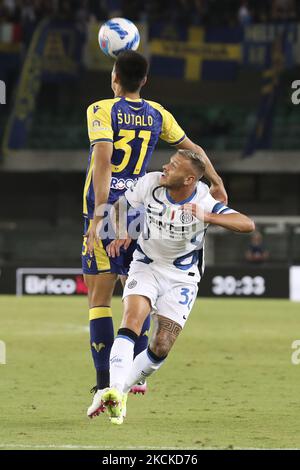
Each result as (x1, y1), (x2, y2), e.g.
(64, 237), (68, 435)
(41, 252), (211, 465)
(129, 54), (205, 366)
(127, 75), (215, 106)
(0, 295), (300, 450)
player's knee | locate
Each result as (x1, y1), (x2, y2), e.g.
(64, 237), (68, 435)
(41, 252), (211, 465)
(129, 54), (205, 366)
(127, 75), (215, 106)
(88, 283), (113, 307)
(90, 292), (111, 307)
(85, 274), (117, 307)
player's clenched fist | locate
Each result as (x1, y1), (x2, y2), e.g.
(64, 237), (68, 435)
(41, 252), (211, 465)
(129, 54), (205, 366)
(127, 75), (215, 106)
(181, 203), (210, 223)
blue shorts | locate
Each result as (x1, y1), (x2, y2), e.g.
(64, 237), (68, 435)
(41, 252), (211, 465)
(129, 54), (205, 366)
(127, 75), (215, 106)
(81, 217), (138, 276)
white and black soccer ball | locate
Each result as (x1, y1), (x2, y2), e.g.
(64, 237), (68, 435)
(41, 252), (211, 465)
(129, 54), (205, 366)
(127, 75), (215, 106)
(98, 18), (140, 59)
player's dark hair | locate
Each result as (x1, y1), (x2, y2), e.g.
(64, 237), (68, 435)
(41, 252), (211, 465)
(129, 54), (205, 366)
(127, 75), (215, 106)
(178, 149), (205, 179)
(115, 51), (149, 93)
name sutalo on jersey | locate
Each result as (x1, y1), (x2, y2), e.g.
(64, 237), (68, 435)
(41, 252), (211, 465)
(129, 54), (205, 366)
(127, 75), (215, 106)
(117, 111), (153, 127)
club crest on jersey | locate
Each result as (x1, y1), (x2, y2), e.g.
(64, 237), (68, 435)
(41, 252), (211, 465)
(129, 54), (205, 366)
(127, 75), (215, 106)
(128, 279), (137, 289)
(180, 211), (193, 224)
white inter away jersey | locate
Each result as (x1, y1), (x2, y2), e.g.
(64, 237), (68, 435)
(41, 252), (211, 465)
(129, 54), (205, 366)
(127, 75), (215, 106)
(124, 172), (236, 281)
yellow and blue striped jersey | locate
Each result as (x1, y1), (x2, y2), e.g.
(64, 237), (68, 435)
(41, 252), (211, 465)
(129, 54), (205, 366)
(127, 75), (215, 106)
(83, 96), (186, 218)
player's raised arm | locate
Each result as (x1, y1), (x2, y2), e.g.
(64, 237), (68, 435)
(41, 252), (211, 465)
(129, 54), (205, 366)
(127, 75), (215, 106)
(157, 105), (228, 204)
(176, 137), (227, 204)
(205, 211), (255, 233)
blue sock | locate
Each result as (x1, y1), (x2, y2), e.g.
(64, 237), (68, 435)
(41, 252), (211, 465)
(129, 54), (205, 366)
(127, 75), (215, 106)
(134, 314), (151, 358)
(89, 306), (114, 390)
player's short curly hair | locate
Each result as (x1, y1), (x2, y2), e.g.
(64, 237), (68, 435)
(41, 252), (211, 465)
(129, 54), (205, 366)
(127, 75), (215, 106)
(177, 149), (205, 179)
(115, 51), (149, 92)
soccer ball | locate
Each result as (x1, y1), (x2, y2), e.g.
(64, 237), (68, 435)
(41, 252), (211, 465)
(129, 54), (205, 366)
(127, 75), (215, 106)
(98, 18), (140, 59)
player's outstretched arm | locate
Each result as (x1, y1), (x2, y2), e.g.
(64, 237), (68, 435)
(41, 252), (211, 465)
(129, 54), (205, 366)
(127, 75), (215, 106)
(206, 212), (255, 233)
(86, 141), (113, 255)
(176, 137), (228, 204)
(182, 203), (254, 233)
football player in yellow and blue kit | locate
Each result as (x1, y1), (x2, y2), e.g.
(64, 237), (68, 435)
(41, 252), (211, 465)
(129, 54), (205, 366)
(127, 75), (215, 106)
(83, 51), (227, 419)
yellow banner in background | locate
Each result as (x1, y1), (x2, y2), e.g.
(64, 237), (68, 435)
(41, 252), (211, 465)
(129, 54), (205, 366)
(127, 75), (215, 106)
(43, 29), (78, 75)
(84, 21), (148, 71)
(150, 27), (242, 81)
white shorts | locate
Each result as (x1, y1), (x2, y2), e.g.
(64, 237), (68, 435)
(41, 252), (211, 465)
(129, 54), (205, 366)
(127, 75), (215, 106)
(123, 260), (198, 328)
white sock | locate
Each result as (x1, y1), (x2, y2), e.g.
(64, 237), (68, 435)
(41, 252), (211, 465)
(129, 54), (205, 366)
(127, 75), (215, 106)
(110, 336), (135, 393)
(124, 348), (166, 393)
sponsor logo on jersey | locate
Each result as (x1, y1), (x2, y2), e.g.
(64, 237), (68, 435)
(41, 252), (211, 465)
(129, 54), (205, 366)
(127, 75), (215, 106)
(147, 213), (197, 238)
(90, 119), (110, 132)
(111, 177), (138, 190)
(92, 119), (101, 128)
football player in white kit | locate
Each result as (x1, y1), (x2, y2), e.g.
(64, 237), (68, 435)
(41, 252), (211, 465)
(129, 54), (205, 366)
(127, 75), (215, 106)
(101, 149), (255, 423)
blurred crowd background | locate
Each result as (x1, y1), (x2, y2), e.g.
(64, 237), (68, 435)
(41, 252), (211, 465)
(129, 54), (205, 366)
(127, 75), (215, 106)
(1, 0), (300, 28)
